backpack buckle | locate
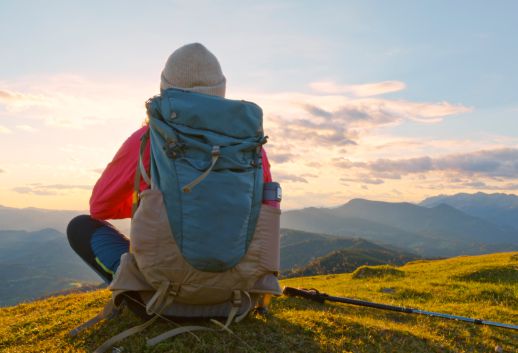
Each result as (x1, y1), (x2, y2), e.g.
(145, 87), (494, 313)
(163, 139), (185, 159)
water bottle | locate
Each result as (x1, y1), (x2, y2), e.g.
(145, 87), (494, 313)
(263, 182), (282, 208)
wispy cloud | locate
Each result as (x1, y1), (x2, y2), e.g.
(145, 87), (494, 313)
(247, 86), (471, 167)
(0, 88), (50, 105)
(341, 176), (385, 185)
(268, 113), (358, 149)
(304, 99), (471, 130)
(268, 151), (298, 164)
(0, 125), (12, 134)
(264, 142), (299, 164)
(336, 147), (518, 181)
(274, 171), (308, 183)
(12, 187), (57, 196)
(43, 184), (92, 190)
(426, 180), (518, 191)
(0, 75), (153, 129)
(12, 183), (92, 196)
(16, 125), (36, 132)
(309, 80), (406, 97)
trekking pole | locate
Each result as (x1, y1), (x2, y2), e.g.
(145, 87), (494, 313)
(283, 287), (518, 331)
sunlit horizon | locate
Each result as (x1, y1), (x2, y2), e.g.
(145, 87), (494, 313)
(1, 1), (518, 212)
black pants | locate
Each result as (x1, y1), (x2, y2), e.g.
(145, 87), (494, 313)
(67, 215), (117, 283)
(66, 215), (151, 320)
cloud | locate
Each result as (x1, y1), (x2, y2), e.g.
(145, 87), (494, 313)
(301, 173), (318, 178)
(0, 90), (11, 100)
(252, 88), (470, 161)
(374, 140), (424, 150)
(0, 125), (12, 134)
(303, 99), (470, 133)
(268, 113), (358, 148)
(12, 183), (92, 196)
(43, 184), (92, 190)
(249, 85), (506, 200)
(268, 152), (297, 164)
(337, 147), (518, 180)
(274, 171), (308, 183)
(0, 168), (4, 173)
(309, 80), (406, 97)
(341, 176), (384, 185)
(305, 161), (323, 168)
(12, 187), (57, 196)
(0, 89), (49, 112)
(16, 125), (36, 132)
(263, 142), (299, 164)
(304, 105), (333, 118)
(427, 180), (518, 191)
(0, 75), (153, 129)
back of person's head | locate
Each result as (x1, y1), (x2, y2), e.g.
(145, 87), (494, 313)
(160, 43), (226, 98)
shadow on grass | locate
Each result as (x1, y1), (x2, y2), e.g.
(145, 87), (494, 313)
(455, 266), (518, 284)
(276, 296), (507, 353)
(63, 291), (515, 353)
(69, 306), (324, 353)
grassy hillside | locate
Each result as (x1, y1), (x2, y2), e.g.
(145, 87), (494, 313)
(285, 247), (418, 278)
(280, 228), (419, 271)
(1, 252), (517, 353)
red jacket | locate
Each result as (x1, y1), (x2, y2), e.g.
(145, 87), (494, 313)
(90, 125), (273, 219)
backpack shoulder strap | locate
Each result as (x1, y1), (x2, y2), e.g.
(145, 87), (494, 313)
(132, 128), (151, 216)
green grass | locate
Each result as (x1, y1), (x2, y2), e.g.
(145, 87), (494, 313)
(1, 252), (517, 353)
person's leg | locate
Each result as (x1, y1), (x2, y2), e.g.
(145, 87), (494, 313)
(90, 225), (129, 278)
(67, 216), (150, 320)
(66, 215), (128, 283)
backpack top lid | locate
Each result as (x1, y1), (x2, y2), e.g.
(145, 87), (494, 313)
(149, 88), (263, 138)
(145, 89), (266, 272)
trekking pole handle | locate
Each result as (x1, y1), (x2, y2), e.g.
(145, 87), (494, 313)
(282, 287), (328, 303)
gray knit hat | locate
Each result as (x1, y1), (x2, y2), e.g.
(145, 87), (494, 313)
(160, 43), (226, 98)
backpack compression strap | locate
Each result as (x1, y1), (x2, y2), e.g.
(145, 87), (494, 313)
(181, 145), (220, 193)
(146, 290), (252, 347)
(90, 290), (252, 352)
(132, 129), (151, 216)
(92, 282), (178, 353)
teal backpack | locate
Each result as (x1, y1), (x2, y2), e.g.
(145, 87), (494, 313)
(144, 88), (267, 271)
(72, 89), (282, 352)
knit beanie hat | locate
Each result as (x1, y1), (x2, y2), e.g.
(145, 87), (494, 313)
(160, 43), (226, 98)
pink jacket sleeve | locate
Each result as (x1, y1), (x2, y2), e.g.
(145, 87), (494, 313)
(90, 126), (150, 220)
(262, 149), (272, 183)
(90, 126), (273, 220)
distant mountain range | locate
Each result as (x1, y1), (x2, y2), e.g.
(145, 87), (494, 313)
(420, 192), (518, 230)
(282, 196), (518, 257)
(2, 192), (517, 306)
(0, 229), (101, 306)
(0, 205), (82, 233)
(0, 205), (130, 234)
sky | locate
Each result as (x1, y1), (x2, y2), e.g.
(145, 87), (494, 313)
(1, 0), (518, 212)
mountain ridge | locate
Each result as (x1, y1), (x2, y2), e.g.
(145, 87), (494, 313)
(420, 192), (518, 230)
(282, 197), (518, 257)
(0, 228), (101, 306)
